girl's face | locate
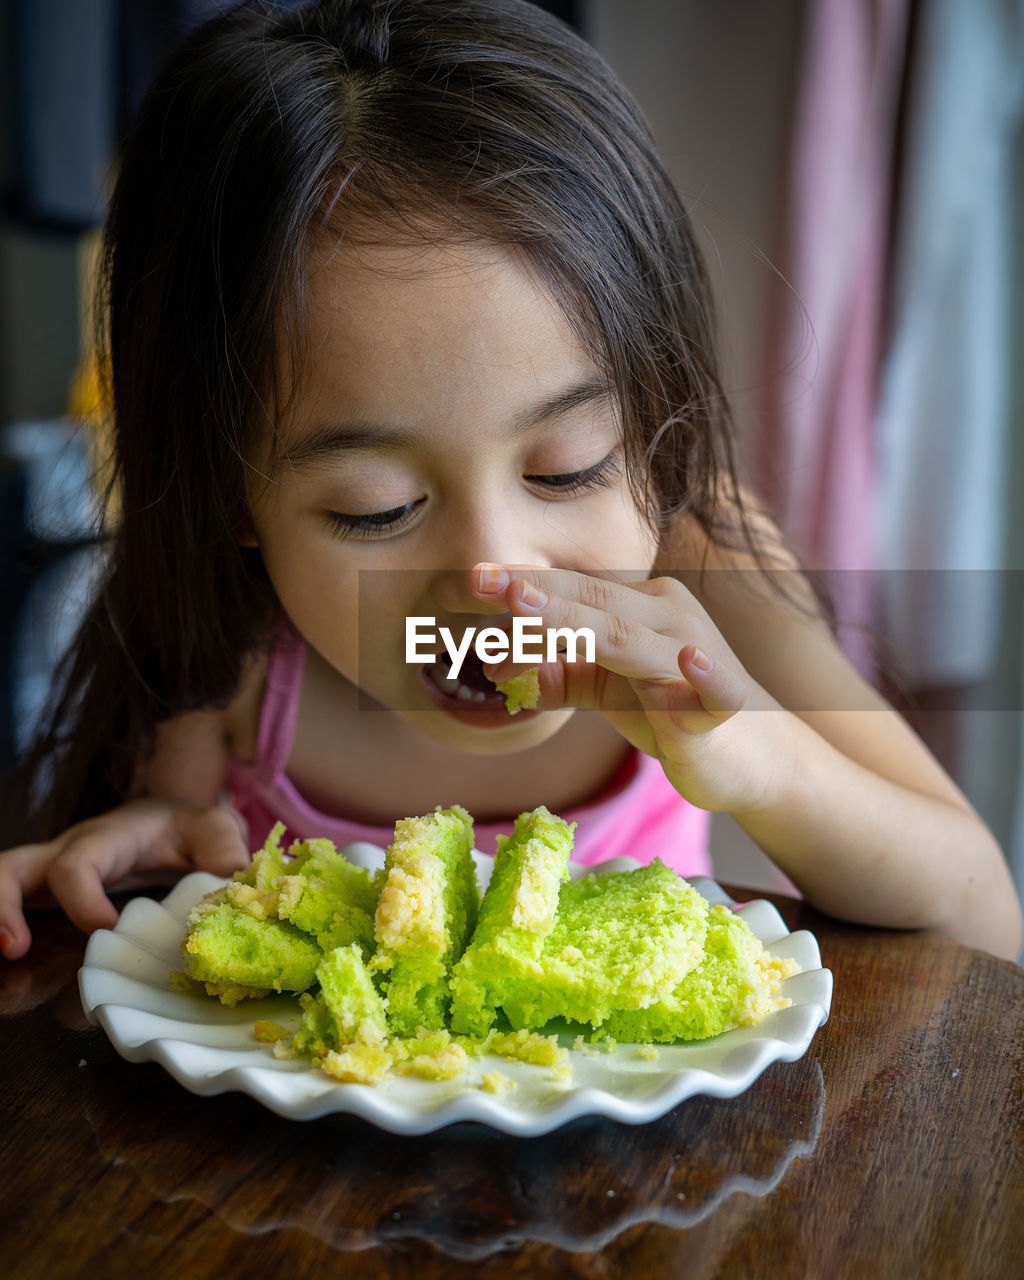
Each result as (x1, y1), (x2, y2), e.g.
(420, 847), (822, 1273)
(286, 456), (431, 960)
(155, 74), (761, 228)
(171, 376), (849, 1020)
(247, 237), (659, 753)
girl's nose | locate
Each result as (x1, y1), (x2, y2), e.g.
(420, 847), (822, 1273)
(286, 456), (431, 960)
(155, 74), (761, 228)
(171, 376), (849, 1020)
(428, 506), (549, 615)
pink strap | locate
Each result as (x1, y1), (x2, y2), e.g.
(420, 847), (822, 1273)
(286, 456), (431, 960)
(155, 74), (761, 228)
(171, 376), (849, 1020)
(254, 615), (306, 779)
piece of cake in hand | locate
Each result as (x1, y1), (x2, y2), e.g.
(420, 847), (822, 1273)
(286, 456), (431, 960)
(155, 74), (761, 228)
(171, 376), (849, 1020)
(371, 804), (479, 1035)
(181, 893), (322, 1004)
(499, 860), (710, 1031)
(492, 666), (540, 715)
(598, 904), (797, 1042)
(449, 805), (575, 1037)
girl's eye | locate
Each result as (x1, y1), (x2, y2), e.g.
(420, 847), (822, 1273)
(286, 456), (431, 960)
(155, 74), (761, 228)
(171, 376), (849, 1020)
(528, 450), (620, 495)
(325, 499), (423, 540)
(323, 451), (619, 540)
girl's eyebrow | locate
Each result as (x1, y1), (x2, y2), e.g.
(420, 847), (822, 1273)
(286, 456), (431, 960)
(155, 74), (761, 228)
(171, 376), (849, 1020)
(282, 376), (612, 468)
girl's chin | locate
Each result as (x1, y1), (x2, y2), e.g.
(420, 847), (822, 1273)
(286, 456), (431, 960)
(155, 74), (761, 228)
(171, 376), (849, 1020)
(401, 705), (576, 754)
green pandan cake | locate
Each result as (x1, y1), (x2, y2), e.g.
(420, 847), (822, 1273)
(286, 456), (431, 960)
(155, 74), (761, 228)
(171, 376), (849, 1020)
(178, 804), (797, 1083)
(371, 804), (479, 1034)
(224, 823), (382, 956)
(293, 942), (389, 1059)
(449, 805), (575, 1037)
(497, 860), (710, 1031)
(181, 896), (322, 1001)
(599, 904), (795, 1042)
(273, 837), (383, 954)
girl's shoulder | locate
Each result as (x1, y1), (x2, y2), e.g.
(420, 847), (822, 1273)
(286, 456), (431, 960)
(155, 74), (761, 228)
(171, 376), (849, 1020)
(136, 650), (270, 803)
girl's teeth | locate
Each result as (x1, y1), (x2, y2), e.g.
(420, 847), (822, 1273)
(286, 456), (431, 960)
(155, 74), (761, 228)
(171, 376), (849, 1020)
(427, 659), (495, 703)
(455, 685), (486, 702)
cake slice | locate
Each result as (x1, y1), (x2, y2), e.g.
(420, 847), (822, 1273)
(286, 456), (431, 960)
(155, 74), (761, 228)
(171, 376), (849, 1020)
(273, 838), (383, 955)
(181, 896), (322, 1003)
(449, 805), (574, 1036)
(371, 804), (478, 1034)
(598, 904), (796, 1042)
(223, 824), (383, 957)
(498, 859), (709, 1031)
(222, 822), (288, 920)
(293, 942), (389, 1059)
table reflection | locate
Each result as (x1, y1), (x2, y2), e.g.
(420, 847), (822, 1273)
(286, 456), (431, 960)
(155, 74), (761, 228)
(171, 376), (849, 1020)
(83, 1055), (824, 1259)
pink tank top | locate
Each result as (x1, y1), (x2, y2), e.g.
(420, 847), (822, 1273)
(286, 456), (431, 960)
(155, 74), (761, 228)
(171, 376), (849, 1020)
(226, 618), (712, 875)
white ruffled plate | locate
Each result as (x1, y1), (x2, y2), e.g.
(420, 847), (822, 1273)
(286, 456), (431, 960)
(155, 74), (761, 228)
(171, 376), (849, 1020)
(79, 849), (833, 1135)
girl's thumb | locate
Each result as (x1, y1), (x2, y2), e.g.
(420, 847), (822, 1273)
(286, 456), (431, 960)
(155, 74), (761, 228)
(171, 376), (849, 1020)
(677, 646), (746, 722)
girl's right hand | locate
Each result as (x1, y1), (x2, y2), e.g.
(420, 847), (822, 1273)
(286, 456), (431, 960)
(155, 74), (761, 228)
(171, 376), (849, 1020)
(0, 798), (252, 961)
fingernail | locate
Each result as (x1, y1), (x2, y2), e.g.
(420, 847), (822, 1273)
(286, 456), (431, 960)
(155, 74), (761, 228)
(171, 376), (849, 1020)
(518, 581), (547, 610)
(475, 563), (510, 595)
(0, 929), (14, 959)
(688, 647), (715, 672)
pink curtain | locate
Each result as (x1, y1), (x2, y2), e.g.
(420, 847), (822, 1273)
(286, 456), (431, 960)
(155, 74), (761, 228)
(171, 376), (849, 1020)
(754, 0), (911, 678)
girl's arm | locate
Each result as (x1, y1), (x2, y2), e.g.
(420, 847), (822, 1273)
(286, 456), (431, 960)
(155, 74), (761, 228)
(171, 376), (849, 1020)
(0, 704), (252, 961)
(473, 531), (1023, 961)
(690, 562), (1023, 959)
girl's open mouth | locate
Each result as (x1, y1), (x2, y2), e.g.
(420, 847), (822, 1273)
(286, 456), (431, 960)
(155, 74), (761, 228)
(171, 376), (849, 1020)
(419, 650), (538, 725)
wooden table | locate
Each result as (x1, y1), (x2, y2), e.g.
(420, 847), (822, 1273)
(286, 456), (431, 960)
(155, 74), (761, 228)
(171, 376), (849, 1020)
(2, 887), (1022, 1279)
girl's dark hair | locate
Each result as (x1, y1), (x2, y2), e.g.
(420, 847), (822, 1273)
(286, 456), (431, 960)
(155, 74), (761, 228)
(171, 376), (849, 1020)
(8, 0), (759, 841)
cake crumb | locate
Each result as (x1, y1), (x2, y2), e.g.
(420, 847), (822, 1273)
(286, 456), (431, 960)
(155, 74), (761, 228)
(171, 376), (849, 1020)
(392, 1043), (468, 1080)
(254, 1019), (292, 1043)
(486, 1028), (568, 1069)
(320, 1042), (392, 1084)
(480, 1070), (515, 1094)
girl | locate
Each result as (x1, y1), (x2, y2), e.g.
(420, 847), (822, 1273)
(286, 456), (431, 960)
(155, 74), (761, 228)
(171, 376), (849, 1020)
(0, 0), (1019, 962)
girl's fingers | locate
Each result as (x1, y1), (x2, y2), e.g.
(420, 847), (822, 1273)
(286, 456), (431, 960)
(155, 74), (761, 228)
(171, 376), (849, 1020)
(1, 799), (252, 956)
(676, 645), (747, 721)
(177, 806), (252, 876)
(43, 814), (155, 933)
(473, 564), (752, 731)
(45, 802), (251, 936)
(46, 843), (122, 934)
(507, 576), (679, 683)
(472, 562), (688, 644)
(476, 564), (709, 692)
(0, 841), (65, 960)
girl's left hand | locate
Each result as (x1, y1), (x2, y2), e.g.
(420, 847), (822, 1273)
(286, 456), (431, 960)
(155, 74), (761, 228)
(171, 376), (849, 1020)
(471, 562), (783, 815)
